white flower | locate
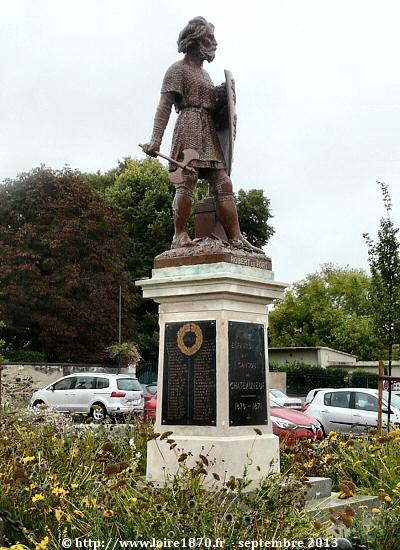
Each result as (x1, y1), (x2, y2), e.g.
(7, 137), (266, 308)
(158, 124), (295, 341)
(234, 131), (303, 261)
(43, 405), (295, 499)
(129, 438), (135, 448)
(135, 452), (141, 459)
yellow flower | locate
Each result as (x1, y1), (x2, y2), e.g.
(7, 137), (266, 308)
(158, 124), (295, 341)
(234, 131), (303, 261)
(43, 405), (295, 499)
(71, 447), (79, 458)
(319, 440), (328, 447)
(23, 456), (36, 463)
(82, 497), (91, 508)
(0, 473), (4, 479)
(32, 494), (45, 503)
(66, 513), (72, 522)
(28, 431), (36, 438)
(103, 509), (115, 518)
(328, 432), (338, 441)
(74, 509), (84, 517)
(30, 483), (38, 490)
(385, 495), (392, 502)
(131, 497), (138, 505)
(91, 498), (97, 508)
(36, 536), (49, 550)
(54, 508), (63, 522)
(71, 483), (79, 489)
(52, 486), (68, 497)
(372, 508), (381, 514)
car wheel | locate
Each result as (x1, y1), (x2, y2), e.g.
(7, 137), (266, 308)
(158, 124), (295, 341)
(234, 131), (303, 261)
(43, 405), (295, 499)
(90, 403), (107, 422)
(32, 400), (45, 408)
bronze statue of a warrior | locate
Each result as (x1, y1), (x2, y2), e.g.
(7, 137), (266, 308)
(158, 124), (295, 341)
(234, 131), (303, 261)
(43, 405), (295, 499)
(142, 16), (263, 254)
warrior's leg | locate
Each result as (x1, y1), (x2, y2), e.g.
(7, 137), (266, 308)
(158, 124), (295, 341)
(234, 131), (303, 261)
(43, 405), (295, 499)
(171, 169), (198, 248)
(208, 170), (264, 254)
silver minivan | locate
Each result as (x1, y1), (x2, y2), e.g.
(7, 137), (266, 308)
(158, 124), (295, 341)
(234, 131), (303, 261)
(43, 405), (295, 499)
(30, 373), (144, 421)
(305, 388), (400, 435)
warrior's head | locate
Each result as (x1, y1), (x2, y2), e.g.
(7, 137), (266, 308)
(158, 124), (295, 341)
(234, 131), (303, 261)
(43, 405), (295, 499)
(177, 16), (217, 63)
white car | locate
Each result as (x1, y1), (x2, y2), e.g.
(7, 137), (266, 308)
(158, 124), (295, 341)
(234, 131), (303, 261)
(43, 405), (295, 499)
(269, 389), (302, 410)
(304, 387), (400, 435)
(30, 373), (144, 421)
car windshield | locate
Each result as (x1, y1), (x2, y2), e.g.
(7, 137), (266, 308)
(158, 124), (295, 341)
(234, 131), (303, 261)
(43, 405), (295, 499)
(382, 391), (400, 410)
(117, 378), (142, 391)
(270, 390), (286, 398)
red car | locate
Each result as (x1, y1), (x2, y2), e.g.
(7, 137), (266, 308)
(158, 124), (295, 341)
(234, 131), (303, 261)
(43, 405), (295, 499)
(270, 398), (324, 442)
(142, 392), (323, 441)
(141, 383), (157, 421)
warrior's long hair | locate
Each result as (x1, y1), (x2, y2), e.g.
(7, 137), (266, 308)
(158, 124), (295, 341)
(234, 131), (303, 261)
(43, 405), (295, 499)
(177, 17), (214, 53)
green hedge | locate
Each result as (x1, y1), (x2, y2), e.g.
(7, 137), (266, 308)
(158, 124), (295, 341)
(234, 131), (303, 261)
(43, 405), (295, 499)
(270, 361), (348, 396)
(270, 361), (379, 395)
(3, 350), (47, 363)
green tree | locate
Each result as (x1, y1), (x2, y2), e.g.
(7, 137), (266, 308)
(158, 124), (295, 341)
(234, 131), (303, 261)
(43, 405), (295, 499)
(85, 158), (275, 360)
(236, 188), (274, 248)
(363, 181), (400, 371)
(269, 264), (384, 360)
(0, 166), (135, 362)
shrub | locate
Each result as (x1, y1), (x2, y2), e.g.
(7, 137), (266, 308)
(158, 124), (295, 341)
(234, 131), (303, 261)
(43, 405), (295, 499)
(349, 370), (379, 389)
(3, 350), (47, 363)
(270, 362), (348, 395)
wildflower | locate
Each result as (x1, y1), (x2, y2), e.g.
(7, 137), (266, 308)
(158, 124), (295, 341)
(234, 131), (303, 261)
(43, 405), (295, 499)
(71, 447), (79, 458)
(129, 438), (136, 448)
(242, 515), (252, 525)
(188, 499), (197, 509)
(224, 513), (233, 523)
(319, 440), (328, 448)
(23, 456), (36, 463)
(74, 509), (84, 517)
(54, 508), (63, 522)
(32, 494), (45, 503)
(372, 508), (381, 514)
(52, 486), (69, 497)
(135, 452), (141, 460)
(36, 536), (49, 550)
(103, 509), (115, 518)
(30, 483), (38, 490)
(71, 483), (79, 489)
(82, 497), (91, 508)
(328, 432), (338, 441)
(385, 495), (392, 502)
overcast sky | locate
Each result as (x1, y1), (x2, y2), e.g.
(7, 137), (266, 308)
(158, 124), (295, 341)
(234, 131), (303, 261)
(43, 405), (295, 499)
(2, 1), (400, 284)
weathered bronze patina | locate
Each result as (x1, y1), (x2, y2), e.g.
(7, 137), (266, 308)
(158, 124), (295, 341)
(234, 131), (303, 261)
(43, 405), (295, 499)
(142, 16), (265, 256)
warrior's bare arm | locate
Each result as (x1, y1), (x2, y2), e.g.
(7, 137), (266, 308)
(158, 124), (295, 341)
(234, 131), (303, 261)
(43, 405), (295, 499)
(142, 92), (175, 157)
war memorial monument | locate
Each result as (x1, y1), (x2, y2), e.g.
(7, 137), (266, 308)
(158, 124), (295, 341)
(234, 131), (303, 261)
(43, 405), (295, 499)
(138, 16), (287, 484)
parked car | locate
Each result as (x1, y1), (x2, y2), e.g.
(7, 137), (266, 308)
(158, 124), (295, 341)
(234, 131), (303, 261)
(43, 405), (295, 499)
(269, 389), (302, 410)
(304, 388), (400, 435)
(143, 392), (157, 421)
(270, 398), (323, 442)
(30, 373), (144, 421)
(141, 382), (158, 397)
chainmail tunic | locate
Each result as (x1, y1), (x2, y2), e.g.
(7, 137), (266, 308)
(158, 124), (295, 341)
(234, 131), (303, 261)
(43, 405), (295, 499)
(161, 60), (225, 170)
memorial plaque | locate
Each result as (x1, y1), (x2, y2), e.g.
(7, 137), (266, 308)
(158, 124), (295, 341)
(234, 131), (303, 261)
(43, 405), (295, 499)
(162, 320), (216, 425)
(228, 321), (268, 426)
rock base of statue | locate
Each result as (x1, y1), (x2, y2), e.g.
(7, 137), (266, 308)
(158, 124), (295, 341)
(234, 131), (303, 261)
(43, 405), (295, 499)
(137, 258), (287, 487)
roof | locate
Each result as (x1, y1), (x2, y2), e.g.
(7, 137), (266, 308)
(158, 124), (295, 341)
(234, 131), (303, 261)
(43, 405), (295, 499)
(269, 346), (357, 358)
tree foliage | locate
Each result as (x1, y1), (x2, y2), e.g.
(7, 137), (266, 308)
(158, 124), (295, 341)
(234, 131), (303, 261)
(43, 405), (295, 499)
(236, 188), (274, 248)
(363, 182), (400, 368)
(0, 166), (135, 362)
(85, 158), (275, 360)
(269, 264), (384, 360)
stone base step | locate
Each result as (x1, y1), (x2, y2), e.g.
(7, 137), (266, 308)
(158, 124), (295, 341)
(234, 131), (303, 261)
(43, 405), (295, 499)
(304, 476), (332, 501)
(306, 492), (380, 517)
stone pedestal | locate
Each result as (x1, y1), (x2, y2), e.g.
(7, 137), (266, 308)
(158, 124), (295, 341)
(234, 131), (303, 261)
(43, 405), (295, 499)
(137, 262), (287, 486)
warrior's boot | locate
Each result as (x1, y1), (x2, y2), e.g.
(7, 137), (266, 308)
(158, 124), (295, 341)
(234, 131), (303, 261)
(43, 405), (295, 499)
(171, 182), (195, 248)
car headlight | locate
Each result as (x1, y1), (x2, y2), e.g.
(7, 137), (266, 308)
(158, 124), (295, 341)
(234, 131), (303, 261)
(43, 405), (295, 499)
(272, 417), (297, 429)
